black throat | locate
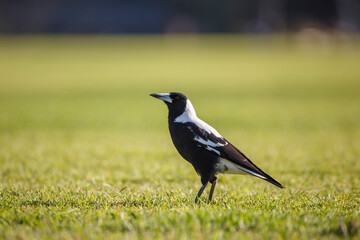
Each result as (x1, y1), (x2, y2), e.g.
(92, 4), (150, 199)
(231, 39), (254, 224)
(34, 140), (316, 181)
(165, 100), (187, 123)
(167, 106), (184, 123)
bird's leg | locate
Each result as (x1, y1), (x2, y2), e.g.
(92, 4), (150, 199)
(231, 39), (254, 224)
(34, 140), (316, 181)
(208, 177), (217, 203)
(195, 182), (208, 204)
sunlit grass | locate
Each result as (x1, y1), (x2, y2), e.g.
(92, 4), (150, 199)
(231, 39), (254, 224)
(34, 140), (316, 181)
(0, 35), (359, 239)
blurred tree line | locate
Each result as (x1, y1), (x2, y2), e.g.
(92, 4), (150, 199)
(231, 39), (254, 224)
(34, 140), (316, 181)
(0, 0), (358, 33)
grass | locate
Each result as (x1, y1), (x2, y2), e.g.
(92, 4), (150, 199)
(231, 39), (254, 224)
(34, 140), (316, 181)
(0, 35), (359, 239)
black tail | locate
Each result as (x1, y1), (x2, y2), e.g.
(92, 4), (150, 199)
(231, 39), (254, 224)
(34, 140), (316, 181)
(241, 162), (284, 188)
(239, 157), (284, 188)
(224, 141), (284, 189)
(251, 168), (284, 188)
(261, 173), (284, 188)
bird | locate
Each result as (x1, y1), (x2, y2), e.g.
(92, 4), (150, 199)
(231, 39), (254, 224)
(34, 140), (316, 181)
(150, 92), (284, 203)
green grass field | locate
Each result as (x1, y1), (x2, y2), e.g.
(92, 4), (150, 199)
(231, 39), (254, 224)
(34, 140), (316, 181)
(0, 35), (359, 239)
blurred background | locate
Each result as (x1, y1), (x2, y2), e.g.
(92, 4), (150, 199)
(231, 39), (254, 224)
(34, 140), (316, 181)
(0, 0), (359, 33)
(0, 0), (359, 194)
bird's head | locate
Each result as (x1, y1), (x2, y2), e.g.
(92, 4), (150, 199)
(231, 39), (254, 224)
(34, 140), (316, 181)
(150, 92), (193, 118)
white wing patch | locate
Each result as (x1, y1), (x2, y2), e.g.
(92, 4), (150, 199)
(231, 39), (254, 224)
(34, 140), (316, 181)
(174, 99), (223, 138)
(215, 158), (267, 179)
(193, 136), (226, 147)
(205, 146), (220, 155)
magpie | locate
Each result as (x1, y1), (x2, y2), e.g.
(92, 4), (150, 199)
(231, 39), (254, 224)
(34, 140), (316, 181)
(150, 92), (284, 203)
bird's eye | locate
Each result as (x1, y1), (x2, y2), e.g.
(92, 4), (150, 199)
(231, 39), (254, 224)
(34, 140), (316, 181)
(174, 96), (180, 100)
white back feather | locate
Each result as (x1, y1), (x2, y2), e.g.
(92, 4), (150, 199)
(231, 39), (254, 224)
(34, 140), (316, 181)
(174, 99), (223, 138)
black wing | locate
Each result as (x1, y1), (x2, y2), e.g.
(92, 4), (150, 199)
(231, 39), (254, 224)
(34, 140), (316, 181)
(186, 122), (284, 188)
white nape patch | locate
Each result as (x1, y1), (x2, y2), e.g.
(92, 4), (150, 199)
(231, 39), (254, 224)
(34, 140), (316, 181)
(174, 99), (197, 122)
(174, 99), (223, 138)
(194, 136), (225, 147)
(205, 146), (220, 155)
(215, 158), (266, 179)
